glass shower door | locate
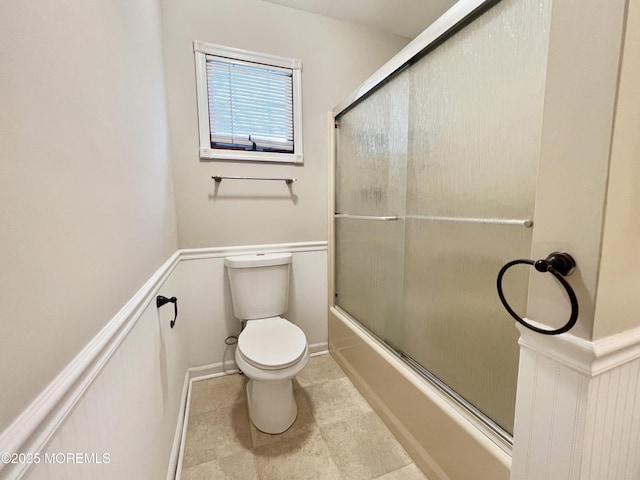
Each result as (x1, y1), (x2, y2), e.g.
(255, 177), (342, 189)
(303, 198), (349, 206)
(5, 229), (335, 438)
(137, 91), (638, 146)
(334, 70), (408, 349)
(334, 0), (551, 437)
(399, 0), (549, 435)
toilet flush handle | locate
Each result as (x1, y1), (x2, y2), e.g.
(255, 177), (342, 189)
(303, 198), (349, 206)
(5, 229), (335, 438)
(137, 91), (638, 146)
(156, 295), (178, 328)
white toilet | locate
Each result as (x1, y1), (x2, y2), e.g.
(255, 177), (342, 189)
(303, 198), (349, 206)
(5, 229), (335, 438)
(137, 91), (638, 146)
(225, 252), (309, 434)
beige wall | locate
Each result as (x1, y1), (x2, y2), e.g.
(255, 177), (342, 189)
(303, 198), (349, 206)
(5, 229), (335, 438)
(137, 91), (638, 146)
(593, 0), (640, 339)
(0, 0), (178, 433)
(526, 0), (629, 340)
(160, 0), (410, 248)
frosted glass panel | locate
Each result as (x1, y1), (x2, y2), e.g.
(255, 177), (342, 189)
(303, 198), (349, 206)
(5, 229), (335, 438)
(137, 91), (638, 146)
(336, 70), (408, 217)
(406, 0), (549, 220)
(334, 0), (551, 437)
(402, 0), (550, 434)
(335, 70), (408, 346)
(401, 220), (531, 432)
(335, 218), (405, 347)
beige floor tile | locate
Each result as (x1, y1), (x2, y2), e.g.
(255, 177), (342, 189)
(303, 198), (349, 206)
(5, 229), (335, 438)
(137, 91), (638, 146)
(190, 374), (246, 416)
(305, 376), (372, 426)
(321, 412), (412, 479)
(294, 353), (346, 388)
(183, 403), (252, 468)
(181, 451), (258, 480)
(249, 388), (318, 448)
(252, 431), (342, 480)
(374, 463), (428, 480)
(181, 355), (423, 480)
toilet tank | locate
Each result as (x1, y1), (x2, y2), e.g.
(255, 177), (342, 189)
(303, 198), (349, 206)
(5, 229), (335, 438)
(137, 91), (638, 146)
(224, 253), (292, 320)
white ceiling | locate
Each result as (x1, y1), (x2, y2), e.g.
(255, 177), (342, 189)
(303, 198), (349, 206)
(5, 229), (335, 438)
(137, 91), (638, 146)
(261, 0), (459, 39)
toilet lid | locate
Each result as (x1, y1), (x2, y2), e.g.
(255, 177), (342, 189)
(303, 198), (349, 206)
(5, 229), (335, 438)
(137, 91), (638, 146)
(238, 317), (307, 370)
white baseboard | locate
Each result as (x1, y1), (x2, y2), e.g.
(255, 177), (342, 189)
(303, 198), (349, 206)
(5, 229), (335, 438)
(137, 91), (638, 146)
(166, 372), (191, 480)
(309, 342), (329, 356)
(188, 361), (241, 381)
(184, 342), (328, 384)
(171, 360), (243, 480)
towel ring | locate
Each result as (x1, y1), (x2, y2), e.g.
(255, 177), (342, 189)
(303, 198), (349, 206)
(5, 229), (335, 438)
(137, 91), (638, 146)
(497, 252), (578, 335)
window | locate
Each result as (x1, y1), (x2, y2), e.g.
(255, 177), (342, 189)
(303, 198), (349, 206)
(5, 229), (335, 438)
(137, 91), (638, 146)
(194, 41), (303, 164)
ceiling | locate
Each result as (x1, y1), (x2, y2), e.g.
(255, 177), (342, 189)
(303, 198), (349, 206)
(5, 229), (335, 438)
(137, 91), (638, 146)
(261, 0), (459, 39)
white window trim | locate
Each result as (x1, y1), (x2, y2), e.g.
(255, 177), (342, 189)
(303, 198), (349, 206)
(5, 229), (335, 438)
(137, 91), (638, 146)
(193, 41), (303, 164)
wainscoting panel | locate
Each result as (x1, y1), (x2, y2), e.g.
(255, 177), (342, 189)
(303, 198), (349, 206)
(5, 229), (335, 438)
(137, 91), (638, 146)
(581, 358), (640, 479)
(22, 307), (187, 480)
(511, 324), (640, 480)
(173, 242), (329, 369)
(510, 347), (588, 480)
(0, 242), (327, 480)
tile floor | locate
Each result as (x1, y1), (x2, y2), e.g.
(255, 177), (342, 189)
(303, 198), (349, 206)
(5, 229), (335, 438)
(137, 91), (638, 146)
(180, 353), (428, 480)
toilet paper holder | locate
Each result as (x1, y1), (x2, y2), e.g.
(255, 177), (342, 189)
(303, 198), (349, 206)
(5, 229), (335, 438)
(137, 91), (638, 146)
(156, 295), (178, 328)
(496, 252), (579, 335)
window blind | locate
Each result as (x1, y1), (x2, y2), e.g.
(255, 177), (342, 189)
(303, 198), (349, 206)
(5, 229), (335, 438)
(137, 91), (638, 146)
(206, 55), (294, 153)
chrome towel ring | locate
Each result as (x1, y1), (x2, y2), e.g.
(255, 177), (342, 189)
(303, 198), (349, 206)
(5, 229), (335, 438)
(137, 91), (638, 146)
(497, 252), (578, 335)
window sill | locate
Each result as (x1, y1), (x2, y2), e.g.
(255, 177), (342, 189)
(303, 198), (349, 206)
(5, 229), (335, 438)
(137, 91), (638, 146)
(199, 148), (303, 165)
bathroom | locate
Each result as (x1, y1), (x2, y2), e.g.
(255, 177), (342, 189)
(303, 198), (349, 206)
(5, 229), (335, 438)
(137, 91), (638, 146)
(1, 0), (639, 479)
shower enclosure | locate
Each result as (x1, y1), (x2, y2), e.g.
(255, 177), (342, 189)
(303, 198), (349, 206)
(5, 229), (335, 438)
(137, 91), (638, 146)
(331, 0), (551, 449)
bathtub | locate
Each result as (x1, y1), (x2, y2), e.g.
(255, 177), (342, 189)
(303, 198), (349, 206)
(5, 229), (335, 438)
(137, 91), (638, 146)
(328, 306), (511, 480)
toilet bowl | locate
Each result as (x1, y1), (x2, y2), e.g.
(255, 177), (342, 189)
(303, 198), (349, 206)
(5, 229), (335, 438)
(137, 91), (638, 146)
(224, 253), (309, 434)
(235, 317), (309, 433)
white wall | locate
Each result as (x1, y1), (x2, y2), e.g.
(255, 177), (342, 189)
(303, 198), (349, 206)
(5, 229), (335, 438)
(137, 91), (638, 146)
(511, 1), (640, 477)
(160, 0), (410, 248)
(0, 0), (179, 435)
(526, 0), (628, 340)
(593, 0), (640, 339)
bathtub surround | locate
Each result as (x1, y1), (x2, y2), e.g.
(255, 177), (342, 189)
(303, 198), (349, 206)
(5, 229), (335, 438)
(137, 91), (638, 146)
(0, 242), (327, 480)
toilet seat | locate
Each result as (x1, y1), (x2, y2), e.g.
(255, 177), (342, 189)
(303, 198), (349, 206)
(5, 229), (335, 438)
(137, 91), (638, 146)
(238, 317), (307, 370)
